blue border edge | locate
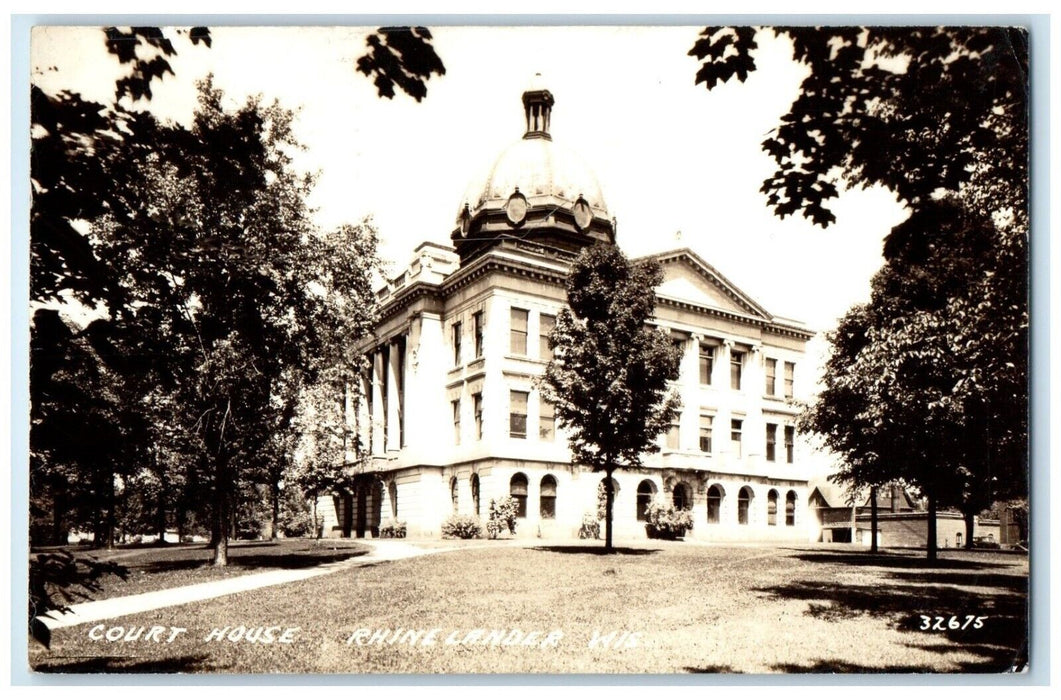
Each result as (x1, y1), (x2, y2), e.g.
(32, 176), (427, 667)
(9, 12), (1052, 688)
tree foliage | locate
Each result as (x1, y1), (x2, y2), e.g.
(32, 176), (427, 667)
(541, 244), (681, 550)
(689, 26), (1028, 227)
(356, 26), (446, 102)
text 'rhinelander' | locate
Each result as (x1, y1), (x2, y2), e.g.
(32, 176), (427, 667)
(345, 628), (564, 649)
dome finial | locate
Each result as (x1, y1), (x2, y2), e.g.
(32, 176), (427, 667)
(522, 73), (554, 141)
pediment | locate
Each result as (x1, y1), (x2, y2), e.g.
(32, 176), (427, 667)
(651, 249), (771, 320)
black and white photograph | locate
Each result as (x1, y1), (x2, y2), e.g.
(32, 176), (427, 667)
(21, 21), (1032, 677)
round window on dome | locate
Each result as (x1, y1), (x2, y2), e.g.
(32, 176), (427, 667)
(505, 190), (528, 227)
(573, 197), (593, 230)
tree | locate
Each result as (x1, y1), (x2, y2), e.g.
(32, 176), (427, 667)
(692, 27), (1028, 559)
(541, 245), (681, 551)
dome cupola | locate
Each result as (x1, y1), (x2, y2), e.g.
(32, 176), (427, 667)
(453, 74), (616, 264)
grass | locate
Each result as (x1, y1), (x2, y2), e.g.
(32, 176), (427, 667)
(30, 541), (1028, 675)
(34, 538), (372, 600)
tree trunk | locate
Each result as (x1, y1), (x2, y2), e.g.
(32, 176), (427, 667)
(926, 492), (938, 561)
(312, 494), (320, 540)
(604, 466), (615, 552)
(964, 509), (976, 550)
(271, 479), (280, 540)
(869, 486), (879, 553)
(212, 455), (231, 567)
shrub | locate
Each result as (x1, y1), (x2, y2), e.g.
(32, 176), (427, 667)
(578, 511), (601, 539)
(441, 514), (482, 539)
(486, 497), (518, 539)
(644, 499), (694, 540)
(379, 519), (407, 539)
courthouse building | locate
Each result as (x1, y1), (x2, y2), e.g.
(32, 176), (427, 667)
(318, 78), (818, 541)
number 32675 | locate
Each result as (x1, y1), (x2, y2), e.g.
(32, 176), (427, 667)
(919, 615), (986, 631)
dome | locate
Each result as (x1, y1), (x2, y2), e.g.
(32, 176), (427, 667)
(461, 137), (609, 220)
(452, 75), (616, 263)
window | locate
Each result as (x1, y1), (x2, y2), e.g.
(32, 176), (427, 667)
(768, 489), (779, 526)
(539, 399), (555, 441)
(452, 322), (462, 365)
(765, 423), (777, 461)
(473, 311), (484, 358)
(786, 490), (797, 526)
(509, 390), (528, 438)
(785, 425), (795, 463)
(473, 393), (483, 439)
(673, 483), (690, 511)
(539, 314), (555, 361)
(731, 419), (743, 459)
(765, 358), (777, 395)
(730, 350), (744, 390)
(699, 345), (714, 385)
(510, 308), (528, 355)
(784, 362), (795, 399)
(636, 480), (656, 521)
(510, 473), (528, 518)
(699, 414), (713, 453)
(540, 475), (557, 519)
(666, 420), (680, 450)
(450, 476), (459, 513)
(452, 398), (461, 445)
(707, 485), (722, 524)
(471, 474), (481, 516)
(738, 486), (753, 525)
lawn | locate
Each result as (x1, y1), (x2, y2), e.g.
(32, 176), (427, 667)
(33, 538), (372, 600)
(30, 541), (1028, 675)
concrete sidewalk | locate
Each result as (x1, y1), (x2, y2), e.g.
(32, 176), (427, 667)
(36, 540), (443, 631)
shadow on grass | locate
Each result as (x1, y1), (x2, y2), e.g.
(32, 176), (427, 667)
(529, 546), (661, 556)
(137, 549), (368, 574)
(781, 550), (1015, 571)
(772, 653), (1026, 674)
(683, 665), (741, 673)
(33, 654), (212, 673)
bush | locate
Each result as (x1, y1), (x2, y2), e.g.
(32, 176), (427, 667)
(486, 497), (518, 539)
(578, 511), (601, 539)
(441, 514), (482, 539)
(644, 499), (693, 540)
(379, 519), (407, 539)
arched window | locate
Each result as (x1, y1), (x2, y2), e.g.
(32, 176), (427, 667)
(673, 482), (691, 511)
(510, 473), (528, 518)
(540, 475), (557, 519)
(450, 477), (459, 513)
(786, 490), (797, 526)
(388, 481), (398, 519)
(471, 474), (481, 516)
(738, 486), (753, 525)
(707, 485), (723, 524)
(636, 480), (657, 521)
(768, 489), (779, 526)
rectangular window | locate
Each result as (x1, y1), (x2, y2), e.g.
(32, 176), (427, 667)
(730, 350), (744, 390)
(784, 362), (795, 399)
(539, 313), (556, 361)
(766, 423), (777, 461)
(699, 345), (714, 385)
(731, 419), (743, 459)
(473, 311), (484, 358)
(473, 393), (483, 440)
(785, 425), (795, 463)
(452, 399), (461, 445)
(510, 308), (528, 355)
(539, 399), (555, 441)
(666, 420), (681, 450)
(765, 358), (777, 396)
(509, 390), (528, 438)
(699, 415), (713, 453)
(452, 321), (462, 366)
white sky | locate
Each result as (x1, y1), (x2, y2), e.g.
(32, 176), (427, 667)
(31, 25), (909, 341)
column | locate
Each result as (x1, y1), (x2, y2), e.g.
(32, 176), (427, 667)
(386, 338), (402, 452)
(745, 343), (765, 463)
(371, 349), (385, 456)
(357, 371), (371, 457)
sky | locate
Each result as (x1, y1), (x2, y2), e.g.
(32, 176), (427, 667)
(30, 25), (910, 341)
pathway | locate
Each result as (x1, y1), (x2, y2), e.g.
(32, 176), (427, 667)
(36, 540), (444, 631)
